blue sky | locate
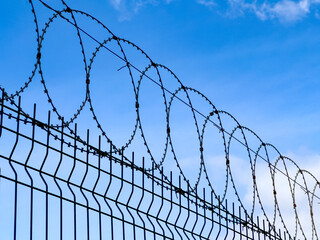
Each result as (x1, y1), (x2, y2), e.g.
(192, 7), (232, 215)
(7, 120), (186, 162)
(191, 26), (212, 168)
(1, 0), (320, 237)
(2, 0), (320, 154)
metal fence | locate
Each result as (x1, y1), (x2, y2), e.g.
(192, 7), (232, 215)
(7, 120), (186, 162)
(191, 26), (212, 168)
(0, 93), (286, 240)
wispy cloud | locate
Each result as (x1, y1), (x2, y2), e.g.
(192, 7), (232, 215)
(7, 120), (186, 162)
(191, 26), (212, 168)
(270, 0), (310, 22)
(227, 0), (320, 22)
(109, 0), (320, 22)
(108, 0), (167, 21)
(196, 0), (216, 7)
(110, 0), (122, 10)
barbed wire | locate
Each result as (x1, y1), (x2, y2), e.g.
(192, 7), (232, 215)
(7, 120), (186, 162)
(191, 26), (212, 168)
(1, 0), (319, 238)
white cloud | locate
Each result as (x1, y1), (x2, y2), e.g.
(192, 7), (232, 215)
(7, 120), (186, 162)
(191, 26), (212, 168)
(110, 0), (122, 10)
(108, 0), (169, 20)
(109, 0), (320, 22)
(263, 0), (310, 22)
(227, 0), (320, 22)
(196, 0), (216, 7)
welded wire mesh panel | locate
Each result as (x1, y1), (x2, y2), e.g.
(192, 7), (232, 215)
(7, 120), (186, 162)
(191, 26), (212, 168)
(0, 95), (286, 240)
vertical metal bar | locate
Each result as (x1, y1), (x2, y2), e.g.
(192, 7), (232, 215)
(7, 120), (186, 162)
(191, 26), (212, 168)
(200, 188), (206, 238)
(92, 135), (102, 240)
(121, 150), (125, 240)
(104, 142), (114, 239)
(53, 117), (64, 240)
(136, 157), (146, 240)
(8, 96), (21, 240)
(224, 199), (229, 240)
(232, 202), (235, 240)
(251, 214), (254, 240)
(191, 187), (199, 239)
(174, 175), (183, 240)
(115, 150), (125, 240)
(126, 152), (136, 240)
(151, 164), (156, 240)
(146, 162), (156, 240)
(278, 228), (282, 240)
(182, 180), (191, 240)
(39, 111), (50, 240)
(257, 216), (261, 240)
(142, 157), (146, 240)
(80, 129), (90, 240)
(263, 220), (266, 240)
(120, 149), (125, 240)
(239, 206), (242, 240)
(24, 104), (36, 240)
(67, 123), (77, 240)
(165, 171), (174, 239)
(245, 212), (249, 240)
(156, 167), (165, 239)
(131, 153), (136, 240)
(207, 191), (214, 239)
(215, 196), (221, 240)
